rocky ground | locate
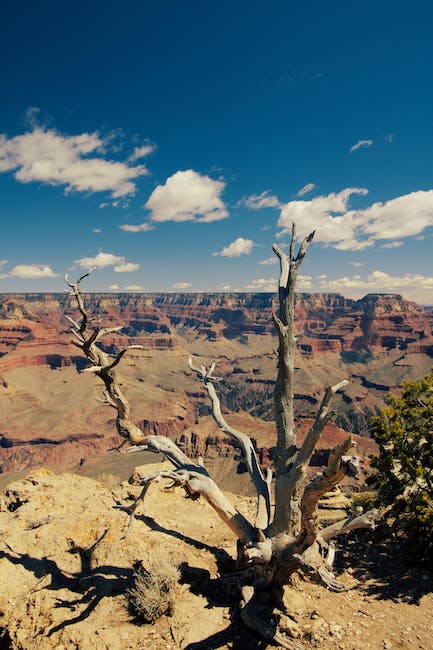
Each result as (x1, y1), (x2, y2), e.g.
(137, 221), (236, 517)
(0, 466), (432, 650)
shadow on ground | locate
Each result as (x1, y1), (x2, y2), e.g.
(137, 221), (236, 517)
(336, 527), (433, 604)
(0, 535), (134, 636)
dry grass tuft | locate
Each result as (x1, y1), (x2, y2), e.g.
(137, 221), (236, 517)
(127, 556), (180, 623)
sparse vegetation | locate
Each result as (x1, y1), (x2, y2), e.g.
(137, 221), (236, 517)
(127, 556), (180, 623)
(371, 371), (433, 563)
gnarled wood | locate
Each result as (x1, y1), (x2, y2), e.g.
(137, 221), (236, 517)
(188, 357), (271, 529)
(68, 224), (378, 649)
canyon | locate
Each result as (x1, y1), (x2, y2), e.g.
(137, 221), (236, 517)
(0, 291), (432, 479)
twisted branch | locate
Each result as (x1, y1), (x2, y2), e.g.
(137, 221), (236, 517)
(65, 271), (145, 444)
(188, 358), (271, 529)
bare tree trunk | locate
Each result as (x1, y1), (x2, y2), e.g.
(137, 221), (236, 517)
(67, 225), (380, 648)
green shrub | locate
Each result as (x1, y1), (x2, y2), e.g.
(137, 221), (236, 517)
(370, 370), (433, 562)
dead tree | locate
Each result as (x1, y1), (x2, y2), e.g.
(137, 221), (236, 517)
(66, 226), (378, 649)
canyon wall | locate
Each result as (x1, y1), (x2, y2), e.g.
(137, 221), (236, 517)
(0, 291), (432, 476)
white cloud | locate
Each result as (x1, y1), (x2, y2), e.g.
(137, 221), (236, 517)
(319, 270), (433, 294)
(358, 190), (433, 240)
(380, 241), (404, 249)
(259, 257), (277, 265)
(297, 183), (315, 197)
(242, 190), (281, 210)
(278, 187), (370, 249)
(349, 261), (363, 267)
(244, 275), (312, 291)
(245, 278), (276, 291)
(109, 284), (120, 290)
(124, 284), (143, 291)
(145, 170), (228, 222)
(0, 127), (148, 198)
(6, 264), (58, 279)
(173, 282), (192, 289)
(0, 259), (8, 268)
(384, 133), (395, 144)
(215, 237), (255, 257)
(278, 187), (433, 250)
(75, 251), (139, 272)
(119, 222), (154, 232)
(128, 144), (155, 162)
(75, 252), (125, 268)
(92, 227), (102, 233)
(349, 139), (373, 153)
(113, 262), (140, 273)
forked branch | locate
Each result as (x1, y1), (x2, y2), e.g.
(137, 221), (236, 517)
(65, 271), (145, 444)
(188, 357), (271, 529)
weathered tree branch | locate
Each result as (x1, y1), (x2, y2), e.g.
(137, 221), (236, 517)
(65, 272), (146, 444)
(271, 228), (316, 534)
(297, 437), (354, 549)
(320, 508), (380, 542)
(188, 357), (271, 529)
(269, 380), (349, 536)
(126, 435), (256, 543)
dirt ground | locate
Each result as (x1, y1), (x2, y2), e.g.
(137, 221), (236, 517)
(0, 466), (432, 650)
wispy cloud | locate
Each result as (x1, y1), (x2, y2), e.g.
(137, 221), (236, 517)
(145, 170), (228, 222)
(384, 133), (395, 144)
(124, 284), (143, 291)
(113, 262), (140, 272)
(128, 144), (156, 162)
(214, 237), (255, 257)
(380, 241), (404, 249)
(75, 251), (139, 272)
(349, 139), (373, 153)
(245, 278), (276, 291)
(92, 227), (102, 233)
(0, 127), (148, 198)
(349, 261), (363, 267)
(297, 183), (315, 197)
(241, 190), (281, 210)
(173, 281), (192, 289)
(119, 222), (154, 232)
(259, 257), (277, 265)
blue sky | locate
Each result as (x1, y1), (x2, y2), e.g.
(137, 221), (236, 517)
(1, 1), (433, 302)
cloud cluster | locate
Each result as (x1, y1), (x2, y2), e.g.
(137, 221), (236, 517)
(319, 270), (433, 294)
(74, 251), (140, 272)
(278, 188), (369, 250)
(214, 237), (255, 257)
(245, 274), (312, 292)
(0, 127), (148, 197)
(145, 170), (228, 222)
(0, 264), (58, 279)
(277, 188), (433, 250)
